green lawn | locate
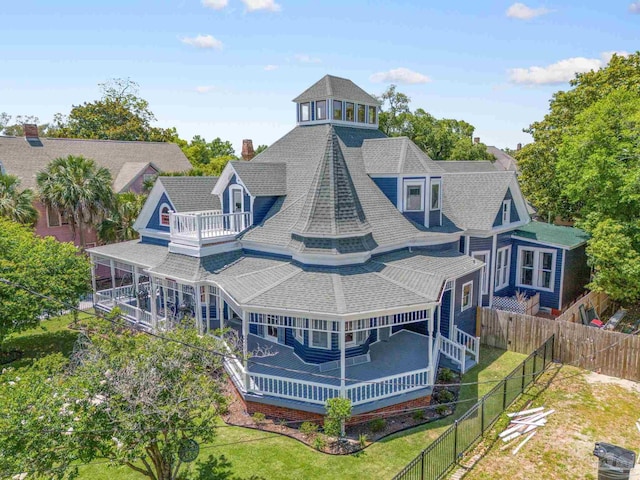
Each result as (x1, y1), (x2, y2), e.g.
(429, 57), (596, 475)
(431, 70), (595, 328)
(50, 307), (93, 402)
(4, 315), (526, 480)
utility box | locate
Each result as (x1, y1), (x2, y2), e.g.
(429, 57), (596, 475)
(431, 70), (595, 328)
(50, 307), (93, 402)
(593, 442), (637, 480)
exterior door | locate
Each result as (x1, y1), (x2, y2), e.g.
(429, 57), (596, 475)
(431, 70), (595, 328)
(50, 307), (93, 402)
(230, 188), (244, 231)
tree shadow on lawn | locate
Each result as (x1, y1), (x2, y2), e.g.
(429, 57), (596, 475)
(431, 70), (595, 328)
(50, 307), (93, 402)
(2, 329), (79, 368)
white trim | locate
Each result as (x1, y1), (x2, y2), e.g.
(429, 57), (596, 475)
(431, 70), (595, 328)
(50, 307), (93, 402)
(137, 228), (171, 241)
(472, 250), (490, 295)
(429, 178), (442, 211)
(461, 280), (473, 312)
(229, 185), (244, 214)
(265, 324), (279, 343)
(168, 240), (242, 258)
(515, 245), (556, 293)
(402, 179), (425, 212)
(558, 250), (565, 310)
(159, 202), (172, 227)
(495, 245), (511, 291)
(133, 180), (170, 232)
(464, 235), (470, 256)
(502, 199), (511, 225)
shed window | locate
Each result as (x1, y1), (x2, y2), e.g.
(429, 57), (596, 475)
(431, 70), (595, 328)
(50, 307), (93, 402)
(357, 104), (366, 123)
(316, 100), (327, 120)
(518, 247), (555, 291)
(345, 102), (355, 122)
(333, 100), (343, 120)
(300, 102), (310, 122)
(368, 106), (377, 124)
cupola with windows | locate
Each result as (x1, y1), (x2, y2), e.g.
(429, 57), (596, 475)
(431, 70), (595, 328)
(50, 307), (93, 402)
(293, 75), (380, 128)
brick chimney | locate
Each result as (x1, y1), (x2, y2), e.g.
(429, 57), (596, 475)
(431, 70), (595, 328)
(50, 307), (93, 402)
(23, 123), (39, 138)
(517, 143), (522, 151)
(241, 139), (255, 161)
(473, 137), (480, 144)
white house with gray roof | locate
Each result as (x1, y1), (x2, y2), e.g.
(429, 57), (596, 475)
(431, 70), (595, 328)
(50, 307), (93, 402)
(88, 75), (590, 418)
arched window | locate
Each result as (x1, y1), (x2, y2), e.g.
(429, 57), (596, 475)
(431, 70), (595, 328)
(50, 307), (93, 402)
(159, 203), (171, 226)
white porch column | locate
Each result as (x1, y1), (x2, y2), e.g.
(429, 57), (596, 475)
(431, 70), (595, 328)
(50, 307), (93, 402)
(90, 256), (97, 302)
(340, 320), (346, 397)
(204, 286), (210, 335)
(489, 233), (497, 308)
(242, 309), (250, 392)
(195, 284), (203, 335)
(150, 277), (158, 332)
(133, 266), (140, 322)
(217, 292), (224, 332)
(162, 280), (169, 325)
(427, 310), (434, 384)
(109, 259), (116, 292)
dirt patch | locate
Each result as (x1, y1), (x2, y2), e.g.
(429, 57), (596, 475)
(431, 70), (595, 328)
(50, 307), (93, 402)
(584, 371), (640, 394)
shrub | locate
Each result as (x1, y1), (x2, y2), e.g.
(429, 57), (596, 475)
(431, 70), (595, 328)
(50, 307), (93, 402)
(412, 409), (425, 421)
(358, 433), (368, 447)
(300, 421), (319, 436)
(313, 436), (326, 451)
(437, 389), (454, 404)
(435, 404), (449, 416)
(369, 418), (386, 433)
(324, 397), (352, 438)
(251, 412), (266, 425)
(438, 368), (455, 383)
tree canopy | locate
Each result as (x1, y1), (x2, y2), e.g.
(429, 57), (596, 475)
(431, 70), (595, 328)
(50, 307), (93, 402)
(377, 85), (494, 161)
(179, 135), (237, 176)
(0, 219), (90, 345)
(0, 173), (38, 225)
(98, 191), (146, 244)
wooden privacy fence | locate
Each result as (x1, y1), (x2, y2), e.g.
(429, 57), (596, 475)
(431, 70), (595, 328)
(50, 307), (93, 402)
(479, 308), (640, 382)
(556, 290), (609, 324)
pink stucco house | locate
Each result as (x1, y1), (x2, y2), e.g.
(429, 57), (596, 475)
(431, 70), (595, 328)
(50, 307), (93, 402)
(0, 125), (191, 247)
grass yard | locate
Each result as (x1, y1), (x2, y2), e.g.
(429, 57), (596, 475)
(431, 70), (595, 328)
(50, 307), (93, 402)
(4, 314), (526, 480)
(464, 365), (640, 480)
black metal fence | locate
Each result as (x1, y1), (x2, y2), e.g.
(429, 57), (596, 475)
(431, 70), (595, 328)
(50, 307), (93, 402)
(392, 335), (555, 480)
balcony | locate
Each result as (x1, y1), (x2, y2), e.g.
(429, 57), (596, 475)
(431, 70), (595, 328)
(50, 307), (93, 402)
(170, 210), (252, 247)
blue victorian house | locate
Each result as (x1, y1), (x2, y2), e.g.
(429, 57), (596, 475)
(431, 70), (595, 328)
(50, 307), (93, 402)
(88, 75), (589, 418)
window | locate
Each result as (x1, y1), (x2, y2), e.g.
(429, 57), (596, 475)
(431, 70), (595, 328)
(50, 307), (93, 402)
(368, 105), (377, 124)
(300, 102), (310, 122)
(430, 179), (441, 210)
(316, 100), (327, 120)
(495, 246), (511, 290)
(518, 247), (555, 290)
(461, 281), (473, 311)
(159, 204), (171, 226)
(345, 102), (355, 122)
(311, 319), (329, 349)
(502, 200), (511, 224)
(46, 205), (60, 227)
(333, 100), (343, 120)
(294, 327), (304, 343)
(357, 104), (366, 123)
(266, 325), (278, 342)
(404, 182), (424, 211)
(143, 173), (156, 183)
(472, 251), (490, 295)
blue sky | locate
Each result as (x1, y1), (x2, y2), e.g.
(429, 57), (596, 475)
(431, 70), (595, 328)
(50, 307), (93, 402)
(1, 0), (638, 153)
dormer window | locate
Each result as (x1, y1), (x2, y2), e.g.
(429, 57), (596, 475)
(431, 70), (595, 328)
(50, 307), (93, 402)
(345, 102), (355, 122)
(300, 102), (310, 122)
(332, 100), (343, 120)
(316, 100), (327, 120)
(502, 200), (511, 224)
(357, 104), (366, 123)
(430, 179), (441, 210)
(160, 204), (171, 226)
(368, 106), (377, 124)
(404, 181), (424, 212)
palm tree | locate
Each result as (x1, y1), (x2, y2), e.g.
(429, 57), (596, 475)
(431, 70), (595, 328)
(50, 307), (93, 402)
(98, 192), (145, 243)
(0, 173), (38, 225)
(37, 155), (113, 247)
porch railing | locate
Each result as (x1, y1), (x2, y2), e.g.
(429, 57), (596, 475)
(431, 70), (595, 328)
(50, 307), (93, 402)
(346, 368), (431, 406)
(439, 334), (467, 373)
(455, 327), (480, 364)
(249, 373), (340, 405)
(170, 210), (252, 242)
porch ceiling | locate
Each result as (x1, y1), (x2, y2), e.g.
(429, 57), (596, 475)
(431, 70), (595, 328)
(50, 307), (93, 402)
(246, 330), (430, 386)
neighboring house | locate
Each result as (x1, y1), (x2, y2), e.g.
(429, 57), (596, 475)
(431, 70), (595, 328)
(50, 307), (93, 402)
(486, 145), (518, 172)
(87, 75), (590, 420)
(0, 125), (191, 247)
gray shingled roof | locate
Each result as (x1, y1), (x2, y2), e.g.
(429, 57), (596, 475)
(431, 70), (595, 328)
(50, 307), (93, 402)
(113, 162), (155, 193)
(87, 240), (169, 268)
(486, 147), (518, 172)
(230, 161), (287, 196)
(362, 137), (444, 175)
(293, 75), (380, 105)
(158, 176), (221, 212)
(148, 249), (481, 315)
(442, 171), (518, 231)
(0, 136), (191, 190)
(436, 160), (499, 173)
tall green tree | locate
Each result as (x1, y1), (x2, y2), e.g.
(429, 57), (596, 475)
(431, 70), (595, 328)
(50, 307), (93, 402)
(517, 52), (640, 221)
(37, 155), (114, 248)
(378, 86), (494, 160)
(179, 135), (237, 176)
(98, 192), (146, 243)
(48, 78), (179, 142)
(0, 218), (90, 345)
(0, 173), (38, 225)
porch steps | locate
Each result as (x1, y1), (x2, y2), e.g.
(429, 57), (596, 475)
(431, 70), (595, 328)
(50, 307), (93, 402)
(438, 352), (477, 374)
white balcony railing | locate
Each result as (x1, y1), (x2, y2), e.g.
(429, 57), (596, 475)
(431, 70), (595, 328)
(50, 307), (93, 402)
(170, 210), (252, 244)
(346, 368), (431, 406)
(439, 334), (467, 372)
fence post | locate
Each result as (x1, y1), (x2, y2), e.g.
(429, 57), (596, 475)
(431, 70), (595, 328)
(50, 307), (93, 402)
(503, 378), (508, 409)
(543, 339), (548, 368)
(481, 396), (485, 433)
(454, 420), (459, 462)
(521, 360), (526, 392)
(532, 350), (538, 382)
(421, 450), (425, 480)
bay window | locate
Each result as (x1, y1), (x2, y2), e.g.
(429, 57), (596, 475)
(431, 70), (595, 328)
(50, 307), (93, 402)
(517, 247), (555, 291)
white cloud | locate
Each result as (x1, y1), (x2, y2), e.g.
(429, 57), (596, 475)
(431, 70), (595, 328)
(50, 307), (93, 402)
(508, 52), (628, 85)
(195, 86), (216, 94)
(369, 67), (431, 85)
(294, 54), (321, 64)
(630, 2), (640, 13)
(201, 0), (228, 10)
(264, 64), (278, 71)
(240, 0), (281, 12)
(506, 2), (551, 19)
(180, 34), (223, 50)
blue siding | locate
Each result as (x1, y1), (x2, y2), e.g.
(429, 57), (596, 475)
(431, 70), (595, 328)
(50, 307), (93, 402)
(253, 196), (279, 224)
(288, 327), (373, 364)
(510, 238), (563, 310)
(146, 192), (173, 232)
(440, 289), (452, 338)
(453, 270), (481, 336)
(140, 235), (169, 246)
(403, 211), (424, 225)
(399, 320), (428, 336)
(222, 175), (251, 215)
(429, 209), (441, 227)
(469, 236), (493, 306)
(562, 245), (590, 309)
(372, 177), (397, 206)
